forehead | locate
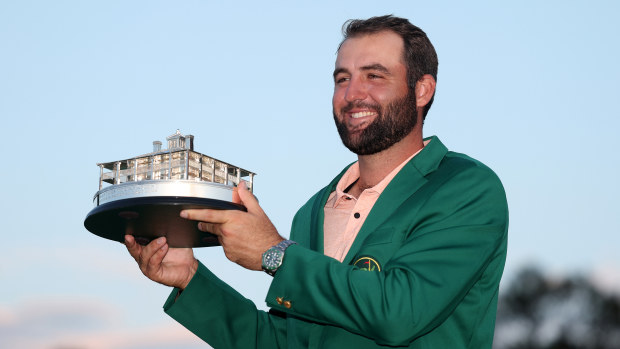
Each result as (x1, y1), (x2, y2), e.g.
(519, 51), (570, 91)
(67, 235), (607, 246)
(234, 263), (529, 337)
(335, 30), (405, 71)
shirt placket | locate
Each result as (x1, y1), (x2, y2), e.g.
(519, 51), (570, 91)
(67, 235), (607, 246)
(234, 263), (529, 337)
(334, 190), (377, 261)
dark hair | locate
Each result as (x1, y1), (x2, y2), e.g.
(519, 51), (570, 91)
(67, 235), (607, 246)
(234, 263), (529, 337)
(339, 15), (438, 119)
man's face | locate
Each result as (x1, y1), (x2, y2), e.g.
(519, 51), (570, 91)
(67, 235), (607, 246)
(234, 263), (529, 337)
(332, 31), (417, 155)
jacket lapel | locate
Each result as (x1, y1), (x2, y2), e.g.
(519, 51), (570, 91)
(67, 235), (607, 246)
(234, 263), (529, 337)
(342, 136), (448, 264)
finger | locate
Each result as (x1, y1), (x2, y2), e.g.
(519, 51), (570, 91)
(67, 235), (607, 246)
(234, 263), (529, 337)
(125, 235), (142, 261)
(197, 221), (219, 234)
(139, 237), (167, 270)
(146, 242), (168, 276)
(237, 181), (263, 214)
(180, 208), (230, 224)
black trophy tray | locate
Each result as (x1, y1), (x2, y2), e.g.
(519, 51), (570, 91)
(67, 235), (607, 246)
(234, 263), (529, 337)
(84, 196), (245, 248)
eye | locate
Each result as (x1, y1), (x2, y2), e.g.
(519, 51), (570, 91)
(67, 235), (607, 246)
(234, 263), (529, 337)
(334, 76), (349, 84)
(368, 73), (382, 80)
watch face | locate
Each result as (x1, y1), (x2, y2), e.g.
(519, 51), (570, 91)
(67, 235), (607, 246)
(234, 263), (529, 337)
(263, 248), (283, 271)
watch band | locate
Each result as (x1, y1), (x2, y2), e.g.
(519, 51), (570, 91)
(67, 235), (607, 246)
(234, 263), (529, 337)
(274, 239), (297, 252)
(261, 240), (297, 276)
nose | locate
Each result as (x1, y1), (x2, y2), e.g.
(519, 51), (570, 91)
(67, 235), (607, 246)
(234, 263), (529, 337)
(344, 77), (367, 103)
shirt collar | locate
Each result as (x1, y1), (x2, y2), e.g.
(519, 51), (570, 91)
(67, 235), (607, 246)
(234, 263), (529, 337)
(333, 139), (431, 204)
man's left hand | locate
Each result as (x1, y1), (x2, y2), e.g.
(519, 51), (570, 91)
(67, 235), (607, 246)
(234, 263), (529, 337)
(180, 181), (284, 271)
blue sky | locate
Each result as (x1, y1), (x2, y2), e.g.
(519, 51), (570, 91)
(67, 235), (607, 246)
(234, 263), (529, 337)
(1, 1), (619, 348)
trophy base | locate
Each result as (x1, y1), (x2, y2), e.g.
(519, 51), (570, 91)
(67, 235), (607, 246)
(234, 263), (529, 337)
(84, 196), (245, 248)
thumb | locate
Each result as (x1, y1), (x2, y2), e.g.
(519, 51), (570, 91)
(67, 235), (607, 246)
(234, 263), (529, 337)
(237, 181), (262, 214)
(232, 185), (241, 204)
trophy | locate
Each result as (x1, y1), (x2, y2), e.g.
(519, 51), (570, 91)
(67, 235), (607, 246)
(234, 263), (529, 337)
(84, 130), (255, 247)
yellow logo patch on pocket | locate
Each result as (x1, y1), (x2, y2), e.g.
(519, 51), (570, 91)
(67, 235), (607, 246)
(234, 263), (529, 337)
(353, 256), (381, 271)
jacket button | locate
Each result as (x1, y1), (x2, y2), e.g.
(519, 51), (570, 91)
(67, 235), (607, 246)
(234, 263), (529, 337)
(283, 300), (292, 309)
(276, 297), (283, 305)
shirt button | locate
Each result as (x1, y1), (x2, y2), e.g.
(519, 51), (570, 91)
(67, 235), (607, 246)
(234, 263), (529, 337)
(354, 212), (361, 219)
(276, 297), (283, 305)
(283, 300), (292, 309)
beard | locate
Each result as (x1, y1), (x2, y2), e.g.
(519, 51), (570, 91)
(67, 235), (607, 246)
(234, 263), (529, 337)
(333, 91), (418, 155)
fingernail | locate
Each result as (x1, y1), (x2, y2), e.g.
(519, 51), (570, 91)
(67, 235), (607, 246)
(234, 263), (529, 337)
(157, 237), (165, 245)
(180, 211), (188, 218)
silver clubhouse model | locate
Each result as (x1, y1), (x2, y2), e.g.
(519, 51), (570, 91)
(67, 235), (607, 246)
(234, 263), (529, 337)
(84, 130), (255, 247)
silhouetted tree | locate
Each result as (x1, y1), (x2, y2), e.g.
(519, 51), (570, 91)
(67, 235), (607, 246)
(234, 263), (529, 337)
(494, 267), (620, 349)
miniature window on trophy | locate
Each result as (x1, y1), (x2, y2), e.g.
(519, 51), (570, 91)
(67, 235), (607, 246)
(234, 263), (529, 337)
(84, 130), (256, 248)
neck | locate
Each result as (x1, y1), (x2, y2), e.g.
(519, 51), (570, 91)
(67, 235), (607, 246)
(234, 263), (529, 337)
(355, 127), (423, 192)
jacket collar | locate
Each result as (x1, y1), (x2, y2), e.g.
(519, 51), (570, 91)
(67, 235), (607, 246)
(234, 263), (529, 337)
(309, 136), (449, 260)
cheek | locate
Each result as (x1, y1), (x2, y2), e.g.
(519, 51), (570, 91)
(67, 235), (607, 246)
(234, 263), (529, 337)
(368, 85), (390, 100)
(371, 86), (407, 106)
(332, 89), (345, 109)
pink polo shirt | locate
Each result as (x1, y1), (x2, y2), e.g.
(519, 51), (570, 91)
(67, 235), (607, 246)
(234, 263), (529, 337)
(323, 141), (428, 262)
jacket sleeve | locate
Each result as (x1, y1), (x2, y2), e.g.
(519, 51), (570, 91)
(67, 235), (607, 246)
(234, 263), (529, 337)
(164, 262), (288, 349)
(265, 164), (508, 346)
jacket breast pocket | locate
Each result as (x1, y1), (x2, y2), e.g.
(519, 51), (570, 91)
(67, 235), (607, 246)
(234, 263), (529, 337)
(350, 227), (403, 272)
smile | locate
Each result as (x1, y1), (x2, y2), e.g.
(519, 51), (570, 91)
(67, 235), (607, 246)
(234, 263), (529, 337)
(351, 111), (377, 119)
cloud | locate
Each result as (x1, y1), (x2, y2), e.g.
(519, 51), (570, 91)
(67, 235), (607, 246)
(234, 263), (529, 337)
(0, 297), (208, 349)
(1, 243), (148, 287)
(45, 323), (207, 349)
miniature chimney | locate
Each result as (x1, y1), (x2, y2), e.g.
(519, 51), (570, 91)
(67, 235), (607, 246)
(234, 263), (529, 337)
(153, 141), (162, 152)
(185, 135), (194, 150)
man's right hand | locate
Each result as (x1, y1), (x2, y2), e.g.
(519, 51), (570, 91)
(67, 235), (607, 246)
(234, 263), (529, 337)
(125, 235), (198, 290)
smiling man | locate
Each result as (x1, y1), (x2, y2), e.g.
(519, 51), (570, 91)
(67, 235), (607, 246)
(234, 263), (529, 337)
(333, 30), (421, 158)
(125, 15), (508, 348)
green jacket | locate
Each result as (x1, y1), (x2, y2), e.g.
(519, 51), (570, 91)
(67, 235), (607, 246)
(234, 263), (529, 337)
(164, 136), (508, 348)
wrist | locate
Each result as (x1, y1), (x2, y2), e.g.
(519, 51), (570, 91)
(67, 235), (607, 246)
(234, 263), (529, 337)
(179, 258), (199, 290)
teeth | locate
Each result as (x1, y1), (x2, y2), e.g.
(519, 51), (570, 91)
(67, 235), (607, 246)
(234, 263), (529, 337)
(351, 111), (376, 119)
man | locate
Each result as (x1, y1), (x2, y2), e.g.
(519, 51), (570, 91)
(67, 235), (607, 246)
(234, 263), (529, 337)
(125, 15), (508, 348)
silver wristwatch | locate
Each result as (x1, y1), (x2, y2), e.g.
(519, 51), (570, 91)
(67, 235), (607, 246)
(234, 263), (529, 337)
(261, 240), (297, 276)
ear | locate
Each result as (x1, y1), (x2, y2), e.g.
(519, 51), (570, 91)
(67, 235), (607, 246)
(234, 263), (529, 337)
(414, 74), (436, 109)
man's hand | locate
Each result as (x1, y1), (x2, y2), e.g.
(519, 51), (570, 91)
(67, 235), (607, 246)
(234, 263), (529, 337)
(180, 181), (284, 271)
(125, 235), (198, 290)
